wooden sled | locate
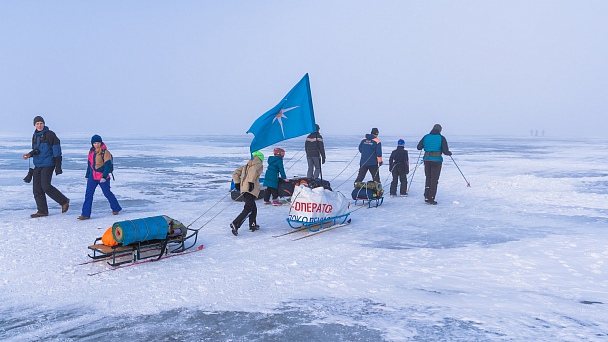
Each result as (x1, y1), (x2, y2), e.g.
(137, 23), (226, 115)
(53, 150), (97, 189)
(286, 213), (351, 232)
(354, 196), (384, 208)
(88, 226), (200, 266)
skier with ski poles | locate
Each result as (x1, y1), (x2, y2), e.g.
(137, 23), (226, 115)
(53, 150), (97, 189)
(416, 124), (452, 205)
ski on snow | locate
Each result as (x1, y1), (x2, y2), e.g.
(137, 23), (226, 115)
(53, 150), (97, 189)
(290, 219), (352, 241)
(87, 244), (204, 276)
(272, 220), (345, 238)
(272, 226), (309, 237)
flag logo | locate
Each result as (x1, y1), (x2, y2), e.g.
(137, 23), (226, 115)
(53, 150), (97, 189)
(272, 106), (298, 138)
(247, 74), (316, 153)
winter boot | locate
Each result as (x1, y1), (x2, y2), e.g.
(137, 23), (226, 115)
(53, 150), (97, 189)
(272, 199), (282, 206)
(230, 222), (239, 236)
(249, 222), (260, 231)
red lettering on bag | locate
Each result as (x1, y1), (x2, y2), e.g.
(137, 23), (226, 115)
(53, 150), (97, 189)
(294, 202), (336, 213)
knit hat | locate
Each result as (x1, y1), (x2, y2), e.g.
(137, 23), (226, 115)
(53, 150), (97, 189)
(33, 116), (45, 125)
(273, 148), (285, 157)
(252, 150), (264, 163)
(433, 124), (442, 133)
(371, 127), (379, 135)
(397, 139), (405, 146)
(91, 134), (103, 145)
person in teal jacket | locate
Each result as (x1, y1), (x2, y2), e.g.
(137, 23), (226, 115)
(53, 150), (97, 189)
(263, 148), (287, 205)
(416, 124), (452, 205)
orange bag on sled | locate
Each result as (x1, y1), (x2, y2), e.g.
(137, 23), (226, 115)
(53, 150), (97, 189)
(101, 227), (118, 246)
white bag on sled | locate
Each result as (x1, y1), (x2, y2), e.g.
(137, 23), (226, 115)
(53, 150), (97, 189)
(288, 185), (349, 223)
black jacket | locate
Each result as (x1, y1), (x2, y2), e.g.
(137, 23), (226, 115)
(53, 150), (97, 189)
(305, 132), (326, 161)
(389, 146), (409, 173)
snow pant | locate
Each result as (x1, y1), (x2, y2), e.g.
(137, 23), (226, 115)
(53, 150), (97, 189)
(263, 187), (279, 202)
(355, 164), (380, 183)
(81, 176), (122, 217)
(307, 156), (321, 178)
(233, 192), (257, 228)
(33, 166), (68, 215)
(390, 168), (408, 196)
(423, 161), (442, 201)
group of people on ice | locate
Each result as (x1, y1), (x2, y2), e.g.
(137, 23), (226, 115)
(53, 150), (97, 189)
(22, 116), (452, 236)
(355, 124), (452, 204)
(23, 116), (121, 220)
(229, 123), (452, 235)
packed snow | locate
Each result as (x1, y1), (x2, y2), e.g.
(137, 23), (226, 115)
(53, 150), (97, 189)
(0, 134), (606, 341)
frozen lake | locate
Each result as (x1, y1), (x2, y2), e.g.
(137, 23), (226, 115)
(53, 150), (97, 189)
(0, 134), (606, 341)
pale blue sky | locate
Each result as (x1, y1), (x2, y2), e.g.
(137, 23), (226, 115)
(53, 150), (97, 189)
(1, 1), (607, 138)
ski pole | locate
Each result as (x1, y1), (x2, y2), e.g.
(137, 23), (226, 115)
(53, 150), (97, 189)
(450, 155), (470, 187)
(406, 150), (423, 193)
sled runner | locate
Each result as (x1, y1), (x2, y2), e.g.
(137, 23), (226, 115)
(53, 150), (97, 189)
(286, 212), (350, 232)
(87, 215), (200, 266)
(354, 196), (384, 208)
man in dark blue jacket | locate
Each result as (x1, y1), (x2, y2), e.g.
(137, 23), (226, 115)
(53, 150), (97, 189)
(417, 124), (451, 205)
(22, 116), (70, 217)
(355, 127), (382, 183)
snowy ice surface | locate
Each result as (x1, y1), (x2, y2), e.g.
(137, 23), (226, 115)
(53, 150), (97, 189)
(0, 135), (607, 341)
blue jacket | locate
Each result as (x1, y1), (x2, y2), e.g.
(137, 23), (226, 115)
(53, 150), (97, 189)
(359, 134), (382, 166)
(31, 126), (62, 168)
(416, 129), (451, 162)
(263, 156), (286, 189)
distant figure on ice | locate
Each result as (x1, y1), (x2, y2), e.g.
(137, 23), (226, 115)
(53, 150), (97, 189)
(389, 139), (409, 197)
(78, 135), (122, 220)
(263, 148), (287, 206)
(231, 151), (264, 235)
(22, 116), (70, 218)
(355, 127), (382, 183)
(417, 124), (452, 205)
(305, 124), (326, 178)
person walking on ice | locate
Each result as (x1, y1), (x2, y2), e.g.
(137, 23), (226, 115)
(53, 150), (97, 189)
(305, 124), (326, 179)
(230, 151), (264, 235)
(389, 139), (409, 197)
(263, 148), (287, 206)
(416, 124), (452, 205)
(355, 127), (382, 183)
(78, 134), (122, 220)
(22, 116), (70, 218)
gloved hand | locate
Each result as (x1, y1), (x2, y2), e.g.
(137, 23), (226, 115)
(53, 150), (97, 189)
(54, 156), (63, 175)
(100, 178), (107, 183)
(248, 182), (254, 192)
(322, 158), (325, 164)
(23, 168), (34, 183)
(234, 183), (240, 191)
(379, 161), (383, 167)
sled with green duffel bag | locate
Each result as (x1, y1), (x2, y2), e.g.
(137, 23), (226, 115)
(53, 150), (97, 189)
(351, 181), (384, 208)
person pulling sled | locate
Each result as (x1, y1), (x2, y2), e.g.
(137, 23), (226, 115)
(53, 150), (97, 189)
(230, 151), (264, 235)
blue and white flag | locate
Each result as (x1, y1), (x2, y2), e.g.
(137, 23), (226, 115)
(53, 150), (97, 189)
(247, 73), (316, 153)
